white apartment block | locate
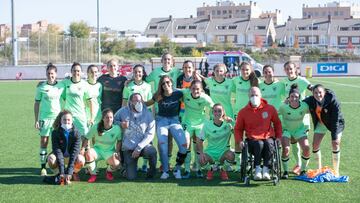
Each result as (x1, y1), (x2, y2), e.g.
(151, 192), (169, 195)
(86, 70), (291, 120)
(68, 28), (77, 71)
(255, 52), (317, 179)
(197, 1), (261, 19)
(276, 16), (360, 48)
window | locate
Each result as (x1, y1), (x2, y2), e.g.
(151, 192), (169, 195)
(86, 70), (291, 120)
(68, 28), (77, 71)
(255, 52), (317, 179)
(308, 36), (317, 43)
(352, 37), (360, 44)
(303, 12), (307, 17)
(340, 37), (348, 44)
(256, 26), (266, 30)
(298, 27), (306, 30)
(217, 36), (225, 42)
(298, 36), (306, 43)
(310, 26), (318, 30)
(177, 25), (186, 30)
(189, 25), (197, 29)
(236, 10), (240, 14)
(223, 10), (227, 14)
(241, 10), (246, 14)
(217, 25), (227, 30)
(320, 35), (327, 45)
(352, 27), (360, 31)
(340, 27), (349, 31)
(198, 11), (205, 16)
(149, 25), (157, 29)
(212, 10), (216, 15)
(217, 10), (221, 15)
(229, 25), (237, 29)
(229, 10), (232, 14)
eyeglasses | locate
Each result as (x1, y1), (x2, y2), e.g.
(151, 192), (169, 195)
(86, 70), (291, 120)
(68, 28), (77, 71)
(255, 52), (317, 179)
(162, 81), (171, 86)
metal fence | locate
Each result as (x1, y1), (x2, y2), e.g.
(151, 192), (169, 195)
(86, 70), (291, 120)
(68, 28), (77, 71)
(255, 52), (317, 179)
(0, 32), (98, 66)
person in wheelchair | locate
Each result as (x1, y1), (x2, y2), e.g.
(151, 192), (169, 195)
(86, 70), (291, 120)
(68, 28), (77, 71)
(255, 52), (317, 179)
(234, 87), (282, 180)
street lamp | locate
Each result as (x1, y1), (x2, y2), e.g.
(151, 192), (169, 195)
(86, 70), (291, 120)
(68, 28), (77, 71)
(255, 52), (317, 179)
(97, 0), (101, 64)
(11, 0), (18, 66)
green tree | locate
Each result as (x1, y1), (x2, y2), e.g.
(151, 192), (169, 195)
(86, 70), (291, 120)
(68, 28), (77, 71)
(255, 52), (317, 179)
(69, 21), (90, 38)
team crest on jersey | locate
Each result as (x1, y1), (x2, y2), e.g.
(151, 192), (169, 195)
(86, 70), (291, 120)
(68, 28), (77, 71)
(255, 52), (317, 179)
(287, 112), (291, 115)
(262, 112), (268, 119)
(67, 86), (70, 88)
(273, 87), (277, 91)
(212, 130), (217, 133)
(213, 84), (216, 87)
(224, 85), (229, 89)
(186, 98), (190, 101)
(239, 82), (242, 85)
(45, 89), (49, 92)
(111, 133), (115, 138)
(198, 102), (203, 106)
(261, 88), (265, 91)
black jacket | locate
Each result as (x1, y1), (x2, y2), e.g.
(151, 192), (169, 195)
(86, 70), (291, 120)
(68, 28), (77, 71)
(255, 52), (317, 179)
(51, 127), (81, 175)
(303, 89), (345, 138)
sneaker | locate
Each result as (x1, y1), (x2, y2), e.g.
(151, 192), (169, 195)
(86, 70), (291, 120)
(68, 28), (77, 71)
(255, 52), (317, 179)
(182, 171), (191, 179)
(220, 170), (229, 181)
(106, 171), (114, 181)
(40, 168), (47, 176)
(173, 170), (182, 179)
(254, 166), (262, 181)
(262, 166), (271, 180)
(191, 163), (198, 172)
(159, 164), (172, 173)
(292, 165), (301, 176)
(282, 171), (289, 179)
(299, 170), (307, 176)
(88, 175), (97, 183)
(160, 172), (169, 180)
(140, 165), (148, 173)
(206, 170), (214, 180)
(196, 170), (203, 178)
(72, 173), (80, 181)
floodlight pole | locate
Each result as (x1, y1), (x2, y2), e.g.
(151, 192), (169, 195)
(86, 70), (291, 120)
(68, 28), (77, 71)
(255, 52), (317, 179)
(11, 0), (18, 66)
(97, 0), (101, 64)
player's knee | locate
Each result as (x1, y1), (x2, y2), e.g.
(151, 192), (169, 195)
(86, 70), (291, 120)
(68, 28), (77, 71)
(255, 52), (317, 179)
(47, 154), (57, 168)
(85, 149), (96, 161)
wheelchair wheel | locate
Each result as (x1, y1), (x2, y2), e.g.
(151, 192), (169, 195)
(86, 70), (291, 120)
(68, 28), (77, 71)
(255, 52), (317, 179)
(271, 139), (281, 185)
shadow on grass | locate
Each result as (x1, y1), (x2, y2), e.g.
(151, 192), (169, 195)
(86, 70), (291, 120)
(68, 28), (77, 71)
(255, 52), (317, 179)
(0, 167), (42, 185)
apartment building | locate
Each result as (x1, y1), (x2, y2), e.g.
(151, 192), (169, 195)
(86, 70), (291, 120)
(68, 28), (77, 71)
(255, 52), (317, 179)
(197, 1), (261, 19)
(20, 20), (63, 37)
(302, 1), (360, 19)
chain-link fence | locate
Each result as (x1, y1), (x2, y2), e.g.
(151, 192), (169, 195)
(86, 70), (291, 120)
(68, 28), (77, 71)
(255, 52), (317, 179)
(0, 32), (98, 66)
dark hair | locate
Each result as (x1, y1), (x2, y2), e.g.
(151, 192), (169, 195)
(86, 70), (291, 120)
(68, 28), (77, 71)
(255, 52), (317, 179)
(71, 62), (82, 72)
(182, 60), (194, 69)
(129, 92), (143, 102)
(97, 108), (113, 136)
(190, 79), (203, 90)
(283, 61), (296, 68)
(312, 84), (325, 93)
(289, 83), (300, 97)
(87, 64), (98, 73)
(133, 64), (147, 80)
(240, 62), (259, 87)
(262, 64), (274, 72)
(53, 110), (73, 130)
(212, 103), (226, 119)
(46, 63), (57, 72)
(153, 75), (173, 102)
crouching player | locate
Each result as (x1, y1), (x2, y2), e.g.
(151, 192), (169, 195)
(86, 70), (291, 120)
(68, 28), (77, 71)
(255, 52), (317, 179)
(197, 104), (235, 180)
(278, 84), (311, 179)
(81, 108), (122, 183)
(47, 110), (85, 185)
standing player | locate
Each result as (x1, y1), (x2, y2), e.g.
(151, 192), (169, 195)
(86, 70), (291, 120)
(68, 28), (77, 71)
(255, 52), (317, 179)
(98, 59), (127, 113)
(34, 63), (64, 176)
(122, 64), (152, 172)
(231, 62), (259, 172)
(304, 84), (345, 176)
(81, 108), (122, 183)
(182, 80), (214, 178)
(86, 64), (102, 125)
(260, 65), (286, 111)
(281, 61), (312, 175)
(197, 104), (234, 180)
(62, 62), (94, 137)
(279, 84), (311, 178)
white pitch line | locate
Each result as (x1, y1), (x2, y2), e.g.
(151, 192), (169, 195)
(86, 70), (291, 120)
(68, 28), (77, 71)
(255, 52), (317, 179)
(341, 102), (360, 104)
(311, 79), (360, 89)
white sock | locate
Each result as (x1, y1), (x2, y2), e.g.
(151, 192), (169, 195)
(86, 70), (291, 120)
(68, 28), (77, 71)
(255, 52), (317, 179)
(313, 149), (322, 169)
(332, 150), (340, 176)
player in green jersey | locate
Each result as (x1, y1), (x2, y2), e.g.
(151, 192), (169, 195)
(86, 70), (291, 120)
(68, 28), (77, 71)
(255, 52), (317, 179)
(279, 84), (311, 178)
(34, 63), (65, 176)
(122, 64), (152, 173)
(146, 53), (181, 94)
(81, 108), (122, 183)
(282, 61), (312, 175)
(182, 80), (214, 178)
(260, 65), (286, 111)
(63, 62), (94, 137)
(86, 64), (102, 125)
(197, 104), (234, 181)
(231, 62), (259, 172)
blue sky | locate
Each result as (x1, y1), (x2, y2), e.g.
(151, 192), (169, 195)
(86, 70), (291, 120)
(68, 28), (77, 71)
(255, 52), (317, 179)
(0, 0), (342, 31)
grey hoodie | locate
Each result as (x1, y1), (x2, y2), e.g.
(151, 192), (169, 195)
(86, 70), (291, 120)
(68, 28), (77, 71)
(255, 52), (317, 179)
(114, 102), (155, 152)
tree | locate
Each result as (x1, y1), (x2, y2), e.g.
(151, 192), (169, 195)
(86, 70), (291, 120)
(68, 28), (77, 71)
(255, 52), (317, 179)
(69, 21), (90, 38)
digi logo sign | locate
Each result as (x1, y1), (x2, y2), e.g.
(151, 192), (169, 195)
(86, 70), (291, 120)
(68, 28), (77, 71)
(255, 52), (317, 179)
(317, 63), (348, 74)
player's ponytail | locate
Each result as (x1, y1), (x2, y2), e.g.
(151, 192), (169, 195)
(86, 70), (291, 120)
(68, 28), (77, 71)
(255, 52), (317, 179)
(289, 83), (300, 97)
(97, 108), (113, 136)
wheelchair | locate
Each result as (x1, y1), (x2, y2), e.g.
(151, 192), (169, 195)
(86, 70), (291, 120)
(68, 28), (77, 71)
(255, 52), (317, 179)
(240, 138), (281, 186)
